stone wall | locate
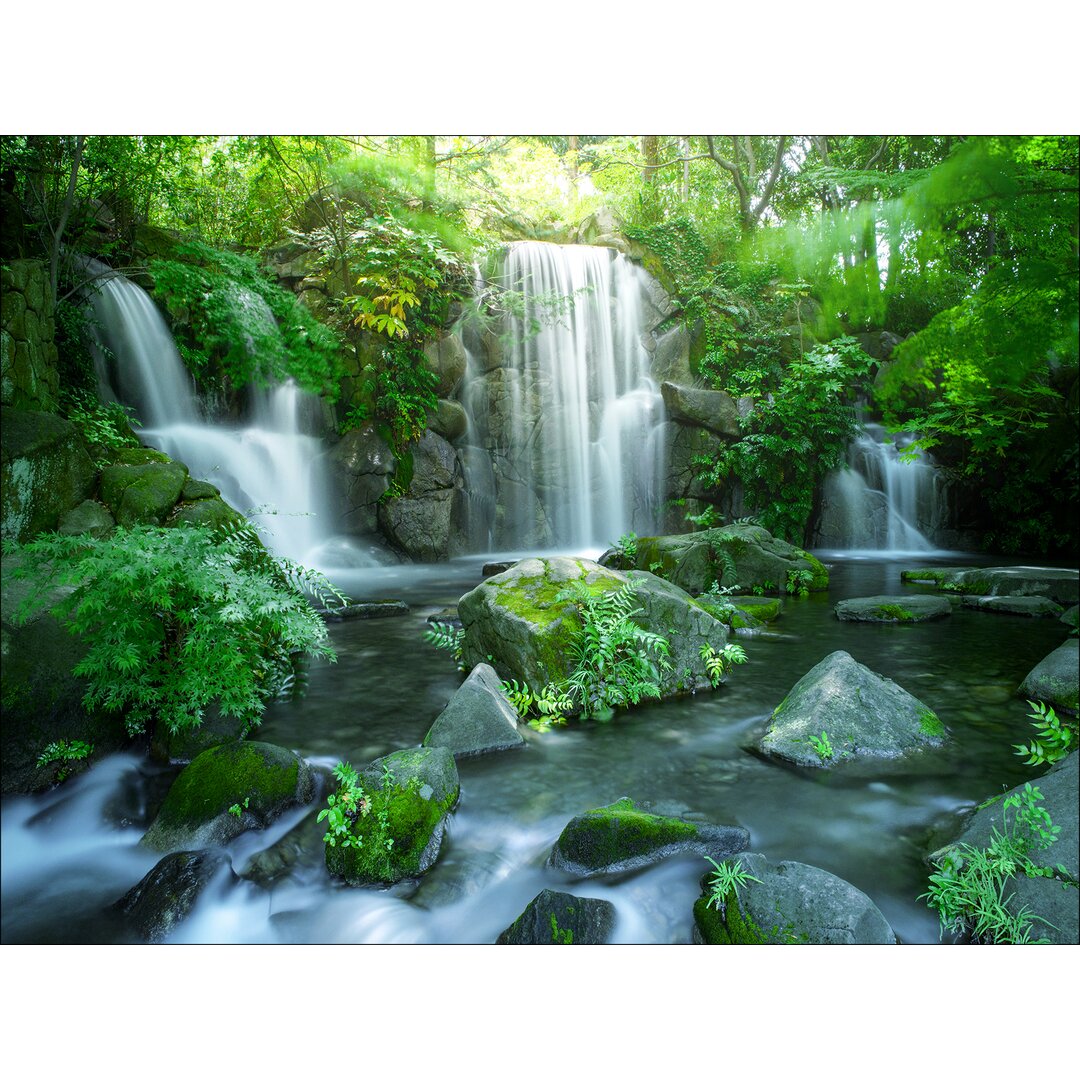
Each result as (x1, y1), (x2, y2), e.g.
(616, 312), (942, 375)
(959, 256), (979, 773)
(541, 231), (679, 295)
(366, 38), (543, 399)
(1, 259), (60, 413)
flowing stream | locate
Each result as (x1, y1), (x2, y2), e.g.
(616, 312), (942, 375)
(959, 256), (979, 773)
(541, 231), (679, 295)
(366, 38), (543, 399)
(2, 554), (1066, 945)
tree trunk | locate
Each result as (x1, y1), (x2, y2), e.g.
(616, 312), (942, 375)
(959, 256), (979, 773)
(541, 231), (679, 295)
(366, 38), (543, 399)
(50, 135), (85, 305)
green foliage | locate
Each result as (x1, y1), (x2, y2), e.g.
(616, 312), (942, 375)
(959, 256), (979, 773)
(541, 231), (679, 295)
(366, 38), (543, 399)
(614, 532), (638, 562)
(149, 241), (344, 400)
(703, 856), (763, 916)
(699, 642), (748, 689)
(423, 621), (464, 665)
(697, 337), (875, 541)
(3, 523), (344, 737)
(1013, 701), (1077, 767)
(556, 581), (671, 720)
(36, 739), (93, 783)
(60, 388), (141, 468)
(785, 569), (814, 598)
(351, 339), (440, 450)
(550, 913), (573, 944)
(808, 731), (833, 762)
(920, 783), (1065, 943)
(500, 679), (573, 731)
(227, 796), (251, 819)
(317, 761), (367, 850)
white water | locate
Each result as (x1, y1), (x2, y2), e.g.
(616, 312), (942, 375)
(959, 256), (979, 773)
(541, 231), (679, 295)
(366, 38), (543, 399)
(84, 266), (348, 565)
(817, 423), (946, 554)
(458, 242), (666, 551)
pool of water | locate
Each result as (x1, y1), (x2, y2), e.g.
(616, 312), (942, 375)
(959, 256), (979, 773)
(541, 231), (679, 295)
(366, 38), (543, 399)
(1, 553), (1070, 944)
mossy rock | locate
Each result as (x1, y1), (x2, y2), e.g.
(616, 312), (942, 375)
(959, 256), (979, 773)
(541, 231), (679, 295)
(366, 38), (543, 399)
(325, 746), (460, 886)
(181, 477), (220, 501)
(99, 460), (188, 527)
(170, 495), (245, 530)
(57, 499), (115, 538)
(548, 797), (749, 877)
(834, 595), (952, 623)
(901, 566), (1079, 605)
(496, 889), (616, 944)
(1017, 640), (1079, 715)
(961, 595), (1065, 618)
(110, 447), (172, 467)
(141, 740), (315, 852)
(692, 853), (896, 944)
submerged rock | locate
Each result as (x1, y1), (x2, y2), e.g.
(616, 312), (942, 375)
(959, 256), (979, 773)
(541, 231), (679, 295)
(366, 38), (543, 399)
(760, 650), (948, 767)
(548, 797), (749, 877)
(423, 662), (524, 759)
(834, 595), (952, 623)
(457, 556), (733, 701)
(1018, 640), (1079, 714)
(114, 849), (233, 943)
(317, 600), (409, 621)
(961, 595), (1064, 618)
(601, 524), (828, 597)
(496, 889), (616, 944)
(141, 741), (315, 852)
(900, 566), (1079, 605)
(693, 853), (896, 944)
(325, 746), (460, 887)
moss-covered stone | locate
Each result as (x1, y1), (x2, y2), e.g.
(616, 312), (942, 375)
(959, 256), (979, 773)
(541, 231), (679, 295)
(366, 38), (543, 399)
(548, 797), (749, 877)
(100, 460), (188, 527)
(834, 595), (952, 623)
(57, 499), (116, 538)
(496, 889), (616, 944)
(170, 495), (245, 530)
(181, 477), (220, 501)
(141, 740), (315, 851)
(901, 565), (1079, 605)
(325, 746), (460, 886)
(1017, 640), (1079, 714)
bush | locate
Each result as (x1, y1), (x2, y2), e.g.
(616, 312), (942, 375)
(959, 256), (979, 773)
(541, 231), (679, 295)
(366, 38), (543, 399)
(3, 523), (345, 737)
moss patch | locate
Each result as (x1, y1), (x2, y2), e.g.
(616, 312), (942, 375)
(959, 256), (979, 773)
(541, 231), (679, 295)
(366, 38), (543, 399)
(693, 889), (770, 944)
(919, 710), (945, 738)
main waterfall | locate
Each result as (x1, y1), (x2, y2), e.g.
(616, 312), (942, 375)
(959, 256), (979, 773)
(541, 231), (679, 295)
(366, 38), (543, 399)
(83, 265), (335, 564)
(457, 242), (667, 552)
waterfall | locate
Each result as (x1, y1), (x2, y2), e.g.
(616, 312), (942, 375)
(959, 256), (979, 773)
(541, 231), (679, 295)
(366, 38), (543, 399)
(815, 423), (946, 553)
(83, 265), (335, 565)
(457, 242), (666, 552)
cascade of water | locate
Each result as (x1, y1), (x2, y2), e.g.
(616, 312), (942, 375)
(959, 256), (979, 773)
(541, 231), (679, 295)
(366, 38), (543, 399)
(816, 423), (945, 552)
(83, 266), (339, 565)
(458, 242), (666, 552)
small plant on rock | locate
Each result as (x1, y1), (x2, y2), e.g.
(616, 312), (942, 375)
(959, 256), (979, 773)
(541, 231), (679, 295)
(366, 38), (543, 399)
(1013, 700), (1076, 767)
(808, 731), (833, 762)
(704, 856), (762, 916)
(36, 739), (93, 783)
(700, 642), (748, 688)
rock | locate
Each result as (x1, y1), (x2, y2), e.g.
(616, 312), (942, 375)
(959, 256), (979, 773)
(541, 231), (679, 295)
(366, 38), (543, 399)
(854, 330), (903, 361)
(317, 600), (409, 621)
(170, 495), (244, 530)
(148, 707), (250, 765)
(548, 798), (750, 877)
(379, 431), (460, 560)
(422, 332), (467, 397)
(113, 849), (233, 943)
(961, 595), (1064, 617)
(1, 408), (96, 542)
(692, 853), (896, 944)
(428, 398), (468, 443)
(141, 741), (315, 852)
(661, 421), (730, 504)
(1, 260), (60, 413)
(325, 746), (460, 886)
(458, 557), (733, 701)
(57, 499), (115, 538)
(496, 889), (616, 944)
(99, 460), (188, 527)
(482, 561), (513, 577)
(1061, 606), (1079, 631)
(324, 424), (394, 536)
(648, 325), (694, 384)
(660, 382), (741, 438)
(901, 565), (1079, 605)
(1018, 640), (1079, 714)
(928, 753), (1078, 943)
(180, 478), (220, 500)
(423, 662), (524, 759)
(760, 650), (948, 767)
(604, 525), (828, 597)
(834, 595), (952, 623)
(696, 594), (783, 632)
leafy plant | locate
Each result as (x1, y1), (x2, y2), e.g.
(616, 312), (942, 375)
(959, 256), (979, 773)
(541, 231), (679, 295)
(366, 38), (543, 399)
(699, 642), (748, 688)
(920, 783), (1065, 943)
(808, 731), (833, 762)
(1013, 700), (1077, 767)
(613, 532), (638, 563)
(501, 679), (573, 731)
(556, 581), (671, 721)
(36, 739), (93, 783)
(228, 796), (251, 819)
(4, 523), (345, 738)
(785, 569), (814, 598)
(424, 621), (465, 665)
(317, 761), (367, 849)
(61, 388), (141, 468)
(703, 856), (762, 916)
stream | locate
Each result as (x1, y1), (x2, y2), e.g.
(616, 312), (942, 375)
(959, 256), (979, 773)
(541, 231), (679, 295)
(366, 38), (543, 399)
(2, 551), (1068, 945)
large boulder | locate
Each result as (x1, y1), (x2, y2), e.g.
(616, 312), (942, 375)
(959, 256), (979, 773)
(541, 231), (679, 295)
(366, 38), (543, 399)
(692, 853), (896, 944)
(1, 408), (96, 542)
(603, 524), (828, 597)
(422, 332), (467, 397)
(928, 753), (1078, 944)
(99, 459), (188, 527)
(422, 662), (525, 759)
(961, 595), (1065, 618)
(325, 746), (460, 886)
(113, 849), (233, 943)
(660, 382), (741, 438)
(379, 430), (461, 560)
(760, 650), (948, 767)
(458, 557), (733, 700)
(496, 889), (616, 944)
(141, 741), (316, 852)
(1, 260), (60, 413)
(57, 499), (116, 538)
(901, 566), (1079, 605)
(834, 595), (952, 623)
(1018, 640), (1079, 714)
(323, 424), (395, 536)
(428, 399), (468, 443)
(548, 798), (750, 877)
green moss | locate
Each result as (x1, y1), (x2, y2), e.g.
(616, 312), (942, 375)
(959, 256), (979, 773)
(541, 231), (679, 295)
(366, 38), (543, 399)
(798, 551), (829, 591)
(693, 890), (770, 944)
(550, 913), (573, 944)
(111, 447), (171, 466)
(156, 741), (299, 828)
(875, 603), (917, 622)
(919, 709), (945, 738)
(558, 798), (699, 871)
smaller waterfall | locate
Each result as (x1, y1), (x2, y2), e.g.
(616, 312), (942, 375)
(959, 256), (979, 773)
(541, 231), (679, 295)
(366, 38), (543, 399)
(83, 265), (337, 565)
(816, 423), (946, 553)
